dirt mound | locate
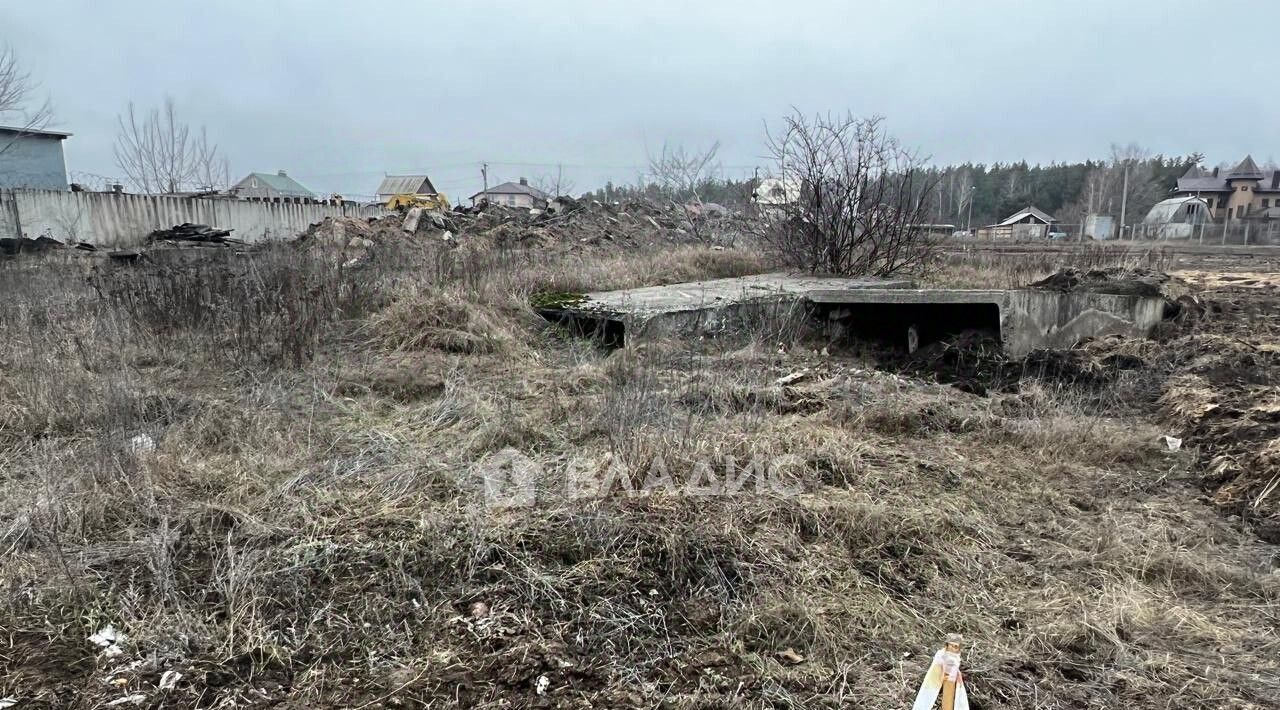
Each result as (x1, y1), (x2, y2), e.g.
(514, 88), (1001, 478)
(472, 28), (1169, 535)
(1027, 267), (1171, 298)
(1156, 334), (1280, 538)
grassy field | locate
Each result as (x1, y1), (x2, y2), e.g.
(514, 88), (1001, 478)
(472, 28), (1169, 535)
(1, 236), (1277, 708)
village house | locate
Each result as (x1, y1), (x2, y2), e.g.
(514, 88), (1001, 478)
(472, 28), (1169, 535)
(376, 174), (441, 203)
(977, 206), (1057, 239)
(470, 177), (548, 209)
(231, 170), (315, 201)
(1174, 156), (1280, 220)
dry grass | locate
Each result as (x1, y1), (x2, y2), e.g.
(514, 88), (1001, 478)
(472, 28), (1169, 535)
(0, 239), (1277, 708)
(927, 242), (1177, 288)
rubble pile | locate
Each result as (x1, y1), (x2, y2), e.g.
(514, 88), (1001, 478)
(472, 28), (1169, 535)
(296, 197), (755, 255)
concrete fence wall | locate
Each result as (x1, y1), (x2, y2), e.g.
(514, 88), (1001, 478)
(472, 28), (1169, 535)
(0, 190), (390, 247)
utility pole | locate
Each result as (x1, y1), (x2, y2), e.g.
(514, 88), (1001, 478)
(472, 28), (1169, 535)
(1118, 162), (1130, 240)
(965, 185), (975, 235)
(481, 162), (489, 199)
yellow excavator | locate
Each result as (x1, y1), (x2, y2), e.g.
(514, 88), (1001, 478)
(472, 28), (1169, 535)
(386, 193), (451, 211)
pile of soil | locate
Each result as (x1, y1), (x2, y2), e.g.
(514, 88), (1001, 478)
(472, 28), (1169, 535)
(889, 331), (1149, 397)
(1066, 271), (1280, 540)
(1027, 267), (1171, 298)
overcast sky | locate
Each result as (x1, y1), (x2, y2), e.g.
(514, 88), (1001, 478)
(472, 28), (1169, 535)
(4, 1), (1276, 201)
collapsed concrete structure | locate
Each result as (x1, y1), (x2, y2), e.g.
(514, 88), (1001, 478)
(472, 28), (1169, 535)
(538, 273), (1167, 357)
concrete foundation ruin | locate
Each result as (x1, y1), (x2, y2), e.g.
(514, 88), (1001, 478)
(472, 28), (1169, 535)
(537, 273), (1167, 356)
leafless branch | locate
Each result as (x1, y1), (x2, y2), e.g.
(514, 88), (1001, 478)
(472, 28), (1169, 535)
(0, 44), (54, 157)
(113, 98), (229, 194)
(646, 141), (721, 205)
(756, 111), (940, 276)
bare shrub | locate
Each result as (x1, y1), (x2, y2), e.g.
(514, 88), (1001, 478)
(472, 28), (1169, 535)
(759, 112), (939, 275)
(88, 246), (388, 367)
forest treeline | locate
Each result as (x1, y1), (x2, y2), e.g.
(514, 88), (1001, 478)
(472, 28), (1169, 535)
(583, 145), (1205, 227)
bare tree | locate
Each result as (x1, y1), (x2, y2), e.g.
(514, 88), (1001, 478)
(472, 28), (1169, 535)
(114, 98), (229, 194)
(647, 141), (723, 240)
(531, 165), (576, 199)
(647, 141), (721, 204)
(191, 126), (230, 193)
(757, 111), (939, 276)
(0, 44), (54, 156)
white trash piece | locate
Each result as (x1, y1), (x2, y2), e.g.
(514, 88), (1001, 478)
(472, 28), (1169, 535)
(89, 625), (127, 658)
(158, 670), (183, 690)
(1159, 435), (1183, 452)
(127, 434), (156, 455)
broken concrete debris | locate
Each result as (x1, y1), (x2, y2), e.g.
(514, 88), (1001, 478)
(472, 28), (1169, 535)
(295, 196), (752, 254)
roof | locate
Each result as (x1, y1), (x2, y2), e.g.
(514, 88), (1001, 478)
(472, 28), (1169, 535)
(235, 171), (314, 198)
(1143, 196), (1210, 224)
(376, 174), (438, 196)
(0, 125), (72, 139)
(470, 180), (549, 200)
(1176, 156), (1280, 192)
(997, 206), (1056, 226)
(1228, 155), (1264, 179)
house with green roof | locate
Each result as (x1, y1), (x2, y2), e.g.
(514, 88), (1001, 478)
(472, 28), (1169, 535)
(231, 170), (316, 200)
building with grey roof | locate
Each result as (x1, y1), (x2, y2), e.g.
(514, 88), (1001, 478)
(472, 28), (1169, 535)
(470, 177), (549, 209)
(231, 170), (315, 200)
(1173, 156), (1280, 220)
(0, 125), (72, 191)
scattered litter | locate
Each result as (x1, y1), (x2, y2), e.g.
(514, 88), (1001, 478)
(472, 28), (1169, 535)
(1159, 434), (1183, 452)
(105, 695), (146, 706)
(776, 648), (806, 665)
(127, 434), (156, 455)
(774, 369), (810, 387)
(0, 697), (17, 709)
(158, 670), (182, 690)
(88, 625), (126, 657)
(535, 675), (550, 695)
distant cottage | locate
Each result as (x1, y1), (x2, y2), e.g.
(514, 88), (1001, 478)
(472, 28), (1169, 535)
(0, 125), (72, 191)
(232, 170), (315, 200)
(376, 174), (441, 203)
(470, 177), (548, 209)
(977, 206), (1057, 239)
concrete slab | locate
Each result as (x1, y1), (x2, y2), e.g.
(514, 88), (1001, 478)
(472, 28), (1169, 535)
(538, 272), (914, 344)
(542, 276), (1167, 356)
